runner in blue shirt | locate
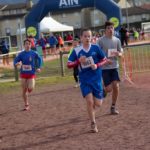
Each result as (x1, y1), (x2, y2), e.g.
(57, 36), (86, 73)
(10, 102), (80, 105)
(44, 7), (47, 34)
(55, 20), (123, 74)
(14, 39), (42, 111)
(67, 28), (111, 133)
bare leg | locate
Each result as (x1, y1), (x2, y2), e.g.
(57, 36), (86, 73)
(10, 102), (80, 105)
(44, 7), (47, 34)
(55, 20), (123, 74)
(85, 93), (95, 123)
(112, 81), (119, 105)
(94, 97), (103, 108)
(85, 93), (101, 133)
(21, 79), (29, 110)
(111, 81), (119, 114)
(22, 88), (29, 106)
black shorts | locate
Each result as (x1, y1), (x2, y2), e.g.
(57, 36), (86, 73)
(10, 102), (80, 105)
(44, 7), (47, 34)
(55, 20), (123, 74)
(102, 68), (120, 87)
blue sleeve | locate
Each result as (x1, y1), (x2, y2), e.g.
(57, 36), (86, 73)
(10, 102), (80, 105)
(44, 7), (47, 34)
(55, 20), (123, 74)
(13, 53), (22, 66)
(68, 49), (77, 62)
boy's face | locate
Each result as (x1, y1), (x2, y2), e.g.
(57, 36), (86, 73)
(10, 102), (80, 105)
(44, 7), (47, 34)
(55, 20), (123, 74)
(24, 41), (31, 50)
(73, 40), (79, 47)
(105, 25), (114, 36)
(81, 30), (92, 45)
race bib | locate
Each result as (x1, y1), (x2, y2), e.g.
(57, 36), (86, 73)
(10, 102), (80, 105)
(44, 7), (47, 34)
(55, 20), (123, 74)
(108, 49), (117, 57)
(22, 65), (32, 71)
(81, 56), (94, 69)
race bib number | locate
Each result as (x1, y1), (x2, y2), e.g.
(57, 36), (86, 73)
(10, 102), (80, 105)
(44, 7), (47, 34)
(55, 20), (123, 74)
(22, 65), (32, 71)
(108, 49), (117, 57)
(81, 56), (94, 69)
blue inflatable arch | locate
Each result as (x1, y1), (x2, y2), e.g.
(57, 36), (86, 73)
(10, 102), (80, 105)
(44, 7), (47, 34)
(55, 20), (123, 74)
(25, 0), (122, 38)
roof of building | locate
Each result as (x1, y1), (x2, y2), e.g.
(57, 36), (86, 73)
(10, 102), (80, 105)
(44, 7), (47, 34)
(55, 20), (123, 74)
(0, 0), (38, 10)
(122, 6), (150, 16)
(0, 0), (38, 5)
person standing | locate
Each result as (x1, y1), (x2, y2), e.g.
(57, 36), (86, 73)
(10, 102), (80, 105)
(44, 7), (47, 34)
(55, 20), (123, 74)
(119, 26), (128, 46)
(1, 40), (10, 65)
(48, 33), (58, 54)
(97, 21), (123, 115)
(14, 39), (42, 111)
(38, 33), (47, 59)
(67, 28), (111, 133)
(27, 35), (36, 51)
(68, 38), (80, 88)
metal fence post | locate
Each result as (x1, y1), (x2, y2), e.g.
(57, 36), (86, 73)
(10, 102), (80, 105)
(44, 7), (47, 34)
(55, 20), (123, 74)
(13, 54), (19, 81)
(59, 51), (65, 76)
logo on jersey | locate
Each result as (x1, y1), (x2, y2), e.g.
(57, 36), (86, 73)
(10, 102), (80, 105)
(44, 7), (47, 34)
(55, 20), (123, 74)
(59, 0), (80, 8)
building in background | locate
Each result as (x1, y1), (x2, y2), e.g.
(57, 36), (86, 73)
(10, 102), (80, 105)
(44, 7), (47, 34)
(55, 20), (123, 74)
(0, 0), (149, 47)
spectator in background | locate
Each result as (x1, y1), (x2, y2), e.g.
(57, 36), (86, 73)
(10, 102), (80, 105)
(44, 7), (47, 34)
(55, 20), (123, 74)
(133, 29), (139, 41)
(129, 28), (134, 42)
(38, 33), (47, 59)
(27, 35), (36, 51)
(1, 40), (10, 65)
(57, 35), (64, 49)
(63, 33), (67, 41)
(119, 26), (128, 47)
(48, 33), (58, 54)
(66, 33), (73, 46)
(140, 29), (145, 41)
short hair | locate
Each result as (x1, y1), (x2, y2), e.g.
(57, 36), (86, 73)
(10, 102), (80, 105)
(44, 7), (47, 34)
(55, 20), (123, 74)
(105, 21), (114, 29)
(80, 28), (91, 36)
(24, 39), (31, 45)
(73, 38), (79, 41)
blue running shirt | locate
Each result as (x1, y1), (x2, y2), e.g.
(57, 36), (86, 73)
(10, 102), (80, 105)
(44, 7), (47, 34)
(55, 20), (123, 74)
(68, 44), (105, 84)
(14, 50), (42, 75)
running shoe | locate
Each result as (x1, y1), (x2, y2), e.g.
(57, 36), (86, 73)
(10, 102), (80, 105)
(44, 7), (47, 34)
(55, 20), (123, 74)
(110, 107), (119, 115)
(91, 122), (98, 133)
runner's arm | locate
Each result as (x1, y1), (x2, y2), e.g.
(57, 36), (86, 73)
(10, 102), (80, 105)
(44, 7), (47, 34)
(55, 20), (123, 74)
(67, 60), (80, 69)
(96, 57), (112, 67)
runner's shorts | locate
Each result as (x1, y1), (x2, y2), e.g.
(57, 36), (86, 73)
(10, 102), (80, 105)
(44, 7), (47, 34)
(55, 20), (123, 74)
(102, 68), (120, 87)
(80, 80), (104, 99)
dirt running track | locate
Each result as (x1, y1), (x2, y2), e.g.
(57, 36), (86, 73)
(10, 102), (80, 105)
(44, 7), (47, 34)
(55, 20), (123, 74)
(0, 73), (150, 150)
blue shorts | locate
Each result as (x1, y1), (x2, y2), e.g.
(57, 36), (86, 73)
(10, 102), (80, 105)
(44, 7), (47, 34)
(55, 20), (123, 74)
(102, 68), (120, 87)
(80, 80), (104, 99)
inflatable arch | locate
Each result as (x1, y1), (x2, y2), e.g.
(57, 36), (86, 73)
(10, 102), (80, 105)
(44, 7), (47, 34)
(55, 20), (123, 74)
(25, 0), (122, 38)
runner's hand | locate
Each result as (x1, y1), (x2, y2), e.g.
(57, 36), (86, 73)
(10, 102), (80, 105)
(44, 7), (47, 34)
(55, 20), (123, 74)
(91, 64), (97, 70)
(106, 59), (113, 64)
(36, 68), (41, 73)
(79, 56), (86, 63)
(15, 62), (20, 66)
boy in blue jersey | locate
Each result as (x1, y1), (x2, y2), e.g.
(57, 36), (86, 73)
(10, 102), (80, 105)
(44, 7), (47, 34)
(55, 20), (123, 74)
(67, 29), (111, 133)
(14, 39), (42, 111)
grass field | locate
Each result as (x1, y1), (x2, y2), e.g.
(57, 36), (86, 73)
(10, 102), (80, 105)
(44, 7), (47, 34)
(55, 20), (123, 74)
(0, 56), (72, 80)
(0, 44), (150, 81)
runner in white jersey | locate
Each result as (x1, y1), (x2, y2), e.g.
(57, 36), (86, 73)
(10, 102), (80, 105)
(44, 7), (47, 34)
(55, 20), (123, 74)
(97, 21), (123, 115)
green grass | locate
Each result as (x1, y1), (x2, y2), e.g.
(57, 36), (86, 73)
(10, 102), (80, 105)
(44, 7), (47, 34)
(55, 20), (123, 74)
(10, 47), (18, 52)
(0, 75), (74, 94)
(0, 55), (72, 80)
(0, 44), (149, 82)
(36, 56), (72, 78)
